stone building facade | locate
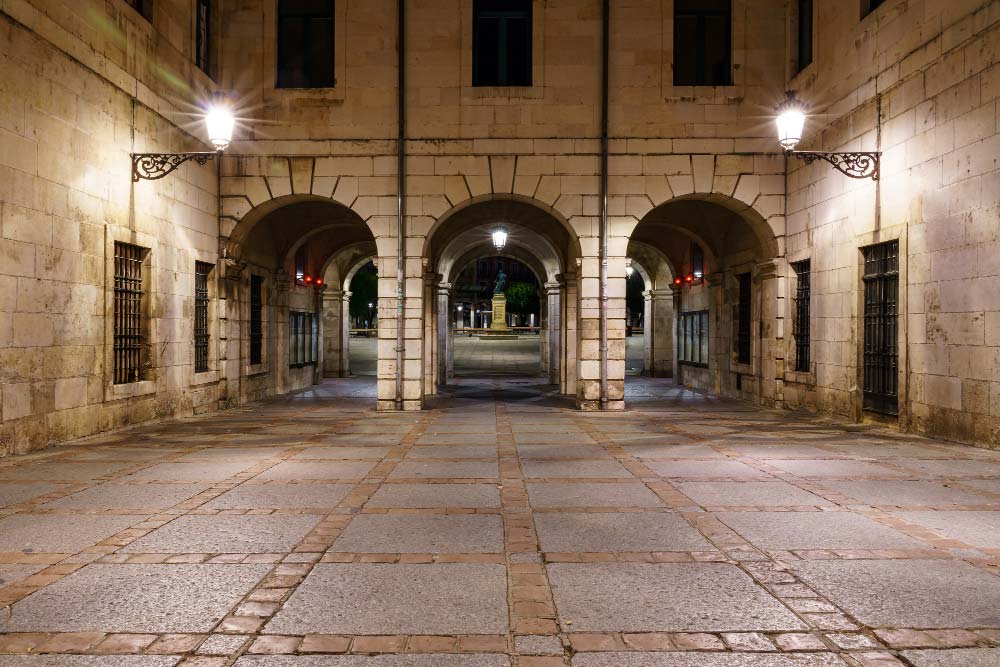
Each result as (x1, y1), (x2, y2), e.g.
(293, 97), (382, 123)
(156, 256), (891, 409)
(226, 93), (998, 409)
(0, 0), (997, 455)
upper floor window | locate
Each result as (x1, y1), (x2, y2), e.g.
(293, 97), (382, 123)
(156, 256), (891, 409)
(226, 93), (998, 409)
(473, 0), (532, 87)
(861, 0), (887, 18)
(125, 0), (153, 21)
(277, 0), (335, 88)
(673, 0), (731, 86)
(196, 0), (211, 74)
(796, 0), (813, 72)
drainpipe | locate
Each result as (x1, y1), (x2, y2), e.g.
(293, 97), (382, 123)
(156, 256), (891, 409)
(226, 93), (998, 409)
(599, 0), (610, 409)
(395, 0), (406, 410)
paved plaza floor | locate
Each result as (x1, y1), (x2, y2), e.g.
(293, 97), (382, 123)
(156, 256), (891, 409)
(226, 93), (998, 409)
(0, 376), (998, 666)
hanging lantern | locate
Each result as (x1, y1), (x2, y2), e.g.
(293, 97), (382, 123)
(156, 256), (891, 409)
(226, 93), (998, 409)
(491, 225), (508, 252)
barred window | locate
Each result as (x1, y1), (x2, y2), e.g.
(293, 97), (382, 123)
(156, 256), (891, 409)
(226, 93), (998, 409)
(114, 242), (146, 384)
(289, 311), (317, 367)
(792, 260), (811, 373)
(196, 0), (211, 74)
(862, 241), (899, 415)
(277, 0), (335, 88)
(736, 272), (752, 364)
(473, 0), (532, 87)
(678, 311), (709, 366)
(250, 275), (264, 366)
(194, 262), (212, 373)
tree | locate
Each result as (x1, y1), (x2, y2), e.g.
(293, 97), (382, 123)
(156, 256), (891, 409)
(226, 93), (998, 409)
(505, 281), (539, 316)
(348, 263), (378, 324)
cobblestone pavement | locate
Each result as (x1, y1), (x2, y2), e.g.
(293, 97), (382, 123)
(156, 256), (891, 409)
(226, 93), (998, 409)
(0, 376), (998, 667)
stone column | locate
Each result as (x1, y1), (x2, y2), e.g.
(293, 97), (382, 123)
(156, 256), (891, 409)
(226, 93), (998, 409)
(544, 281), (562, 386)
(650, 288), (675, 377)
(642, 290), (652, 375)
(341, 291), (352, 378)
(273, 270), (292, 395)
(706, 272), (725, 394)
(220, 259), (246, 407)
(436, 282), (451, 388)
(322, 288), (344, 377)
(756, 261), (780, 407)
(313, 284), (326, 385)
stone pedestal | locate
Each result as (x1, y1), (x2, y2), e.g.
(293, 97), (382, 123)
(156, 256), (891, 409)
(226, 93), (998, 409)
(490, 294), (509, 330)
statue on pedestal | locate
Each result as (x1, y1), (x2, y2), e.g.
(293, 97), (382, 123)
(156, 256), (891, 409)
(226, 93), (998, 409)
(493, 267), (507, 295)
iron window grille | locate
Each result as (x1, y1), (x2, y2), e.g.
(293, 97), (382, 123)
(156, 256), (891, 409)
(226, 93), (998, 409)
(196, 0), (211, 74)
(473, 0), (532, 87)
(277, 0), (336, 88)
(113, 242), (145, 384)
(678, 310), (709, 366)
(673, 0), (732, 86)
(792, 260), (811, 373)
(862, 241), (899, 415)
(194, 262), (212, 373)
(736, 272), (752, 365)
(249, 275), (264, 366)
(289, 311), (318, 367)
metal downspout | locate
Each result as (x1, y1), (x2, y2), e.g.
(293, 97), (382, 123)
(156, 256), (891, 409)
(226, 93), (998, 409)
(395, 0), (406, 410)
(599, 0), (610, 409)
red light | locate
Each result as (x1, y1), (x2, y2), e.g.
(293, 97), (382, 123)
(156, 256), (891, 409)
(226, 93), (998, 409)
(685, 273), (694, 283)
(304, 275), (313, 283)
(673, 277), (683, 286)
(315, 278), (323, 286)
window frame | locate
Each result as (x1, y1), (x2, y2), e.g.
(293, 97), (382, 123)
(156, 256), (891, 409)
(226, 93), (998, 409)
(124, 0), (153, 22)
(861, 0), (887, 19)
(795, 0), (813, 73)
(472, 0), (533, 88)
(861, 241), (899, 416)
(677, 310), (710, 367)
(113, 242), (148, 384)
(276, 0), (337, 89)
(736, 271), (752, 365)
(194, 261), (213, 373)
(288, 310), (318, 368)
(196, 0), (211, 75)
(672, 0), (733, 87)
(791, 259), (811, 373)
(249, 274), (265, 366)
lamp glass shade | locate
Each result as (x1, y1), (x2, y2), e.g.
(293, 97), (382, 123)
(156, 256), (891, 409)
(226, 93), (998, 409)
(625, 264), (634, 278)
(776, 95), (806, 150)
(205, 106), (234, 150)
(491, 226), (508, 251)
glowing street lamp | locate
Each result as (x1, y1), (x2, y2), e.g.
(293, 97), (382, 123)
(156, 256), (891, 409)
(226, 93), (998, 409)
(131, 104), (235, 181)
(625, 259), (635, 278)
(491, 226), (508, 252)
(776, 92), (880, 180)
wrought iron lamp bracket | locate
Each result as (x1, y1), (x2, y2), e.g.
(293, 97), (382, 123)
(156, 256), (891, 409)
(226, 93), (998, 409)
(786, 150), (881, 180)
(130, 151), (220, 182)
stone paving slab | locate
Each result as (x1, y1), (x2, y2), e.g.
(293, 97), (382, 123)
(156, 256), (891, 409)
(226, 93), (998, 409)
(0, 483), (71, 507)
(716, 511), (925, 550)
(122, 514), (323, 553)
(203, 483), (354, 510)
(763, 459), (913, 478)
(0, 564), (270, 633)
(893, 510), (1000, 548)
(820, 480), (993, 506)
(62, 447), (181, 461)
(548, 563), (806, 632)
(0, 462), (134, 481)
(255, 461), (378, 481)
(236, 657), (510, 667)
(414, 434), (499, 446)
(405, 445), (498, 459)
(364, 483), (501, 508)
(645, 460), (771, 478)
(890, 459), (1000, 478)
(520, 460), (633, 478)
(41, 483), (209, 510)
(292, 447), (393, 459)
(0, 658), (181, 666)
(0, 513), (145, 552)
(389, 461), (499, 479)
(674, 481), (832, 507)
(621, 444), (726, 459)
(266, 563), (508, 635)
(725, 445), (844, 459)
(534, 512), (714, 552)
(177, 447), (289, 461)
(901, 648), (1000, 667)
(330, 514), (504, 552)
(526, 482), (664, 507)
(0, 563), (47, 587)
(572, 654), (845, 666)
(516, 444), (611, 459)
(122, 462), (253, 482)
(792, 559), (1000, 628)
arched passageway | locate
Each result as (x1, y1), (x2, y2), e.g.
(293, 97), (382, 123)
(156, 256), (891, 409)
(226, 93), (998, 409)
(423, 197), (582, 398)
(223, 197), (379, 403)
(625, 195), (780, 404)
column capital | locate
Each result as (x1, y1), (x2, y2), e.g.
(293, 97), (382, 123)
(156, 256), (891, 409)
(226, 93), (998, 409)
(755, 261), (778, 280)
(222, 258), (247, 282)
(706, 272), (724, 287)
(274, 271), (292, 292)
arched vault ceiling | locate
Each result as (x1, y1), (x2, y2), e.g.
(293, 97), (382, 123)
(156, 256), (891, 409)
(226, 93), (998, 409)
(437, 223), (562, 284)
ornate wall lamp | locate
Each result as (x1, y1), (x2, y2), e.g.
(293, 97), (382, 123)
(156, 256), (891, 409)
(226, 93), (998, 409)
(776, 92), (880, 180)
(131, 105), (234, 182)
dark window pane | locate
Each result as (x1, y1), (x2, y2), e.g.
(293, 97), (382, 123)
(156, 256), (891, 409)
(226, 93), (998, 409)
(125, 0), (153, 21)
(737, 272), (751, 364)
(196, 0), (211, 74)
(114, 243), (146, 384)
(862, 242), (898, 415)
(277, 0), (335, 88)
(250, 275), (264, 365)
(473, 0), (532, 87)
(792, 260), (810, 373)
(797, 0), (813, 71)
(674, 0), (731, 86)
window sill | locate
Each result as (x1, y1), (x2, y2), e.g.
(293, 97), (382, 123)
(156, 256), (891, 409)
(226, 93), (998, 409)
(679, 362), (708, 369)
(289, 362), (317, 370)
(783, 369), (815, 386)
(462, 85), (543, 101)
(105, 380), (157, 402)
(192, 370), (220, 386)
(246, 363), (269, 377)
(267, 86), (345, 102)
(664, 85), (742, 104)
